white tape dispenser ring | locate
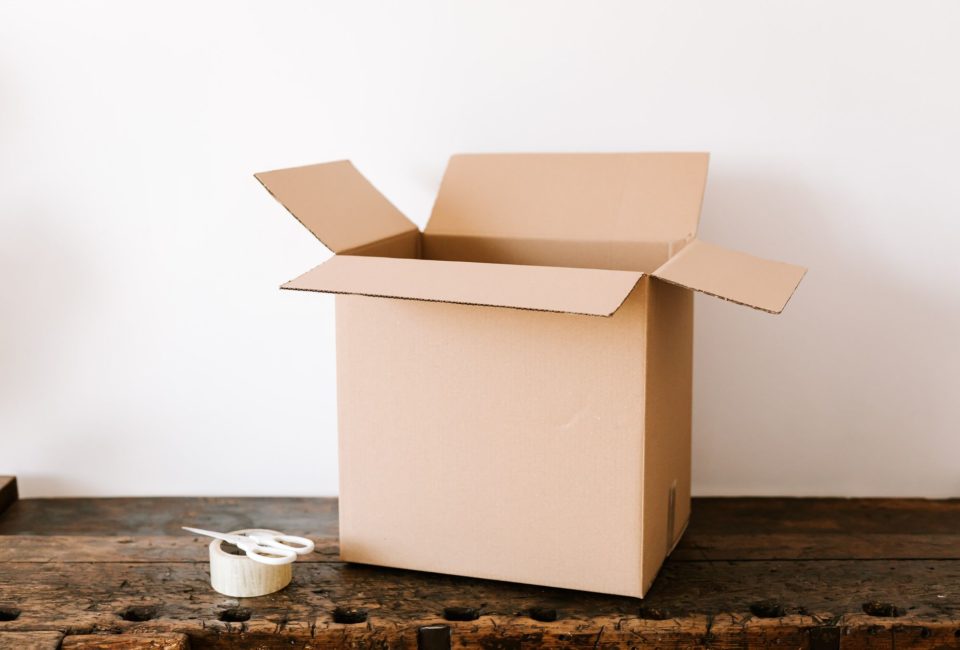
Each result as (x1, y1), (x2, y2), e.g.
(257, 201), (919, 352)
(184, 527), (314, 598)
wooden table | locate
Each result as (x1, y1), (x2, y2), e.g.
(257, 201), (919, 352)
(1, 475), (958, 649)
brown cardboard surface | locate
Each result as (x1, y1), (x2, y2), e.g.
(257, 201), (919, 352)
(652, 239), (807, 314)
(640, 279), (694, 593)
(423, 234), (674, 273)
(427, 153), (709, 243)
(336, 286), (649, 597)
(255, 161), (418, 253)
(282, 255), (643, 316)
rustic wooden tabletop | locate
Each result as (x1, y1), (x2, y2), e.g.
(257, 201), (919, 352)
(0, 475), (958, 649)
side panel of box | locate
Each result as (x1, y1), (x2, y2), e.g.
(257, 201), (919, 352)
(334, 287), (648, 597)
(640, 279), (694, 595)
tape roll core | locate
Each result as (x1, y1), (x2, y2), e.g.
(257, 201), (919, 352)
(209, 528), (293, 597)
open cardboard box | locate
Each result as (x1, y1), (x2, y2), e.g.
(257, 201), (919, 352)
(256, 153), (805, 597)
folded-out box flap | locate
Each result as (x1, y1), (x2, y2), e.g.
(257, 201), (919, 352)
(426, 153), (709, 243)
(283, 256), (643, 316)
(255, 161), (418, 253)
(652, 239), (806, 314)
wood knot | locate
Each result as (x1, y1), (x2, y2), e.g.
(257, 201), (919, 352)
(0, 606), (21, 621)
(443, 606), (480, 621)
(862, 601), (904, 617)
(750, 600), (786, 618)
(638, 605), (673, 620)
(332, 606), (368, 624)
(528, 606), (558, 622)
(218, 607), (251, 622)
(118, 605), (158, 622)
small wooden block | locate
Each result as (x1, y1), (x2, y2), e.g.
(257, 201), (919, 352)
(0, 477), (17, 517)
(0, 631), (63, 650)
(61, 633), (190, 649)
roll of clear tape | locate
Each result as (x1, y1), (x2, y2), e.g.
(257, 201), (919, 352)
(209, 528), (293, 597)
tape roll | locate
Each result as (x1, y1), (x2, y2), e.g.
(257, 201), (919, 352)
(209, 528), (293, 597)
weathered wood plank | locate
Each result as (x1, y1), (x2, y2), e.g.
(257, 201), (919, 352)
(6, 496), (960, 561)
(5, 496), (960, 647)
(0, 497), (337, 537)
(0, 536), (338, 563)
(0, 477), (17, 518)
(4, 532), (959, 566)
(1, 559), (958, 647)
(61, 633), (190, 649)
(686, 497), (960, 535)
(671, 532), (960, 561)
(0, 630), (63, 650)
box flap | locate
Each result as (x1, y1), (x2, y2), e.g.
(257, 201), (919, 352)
(652, 239), (806, 314)
(282, 256), (643, 316)
(426, 153), (709, 243)
(255, 161), (418, 253)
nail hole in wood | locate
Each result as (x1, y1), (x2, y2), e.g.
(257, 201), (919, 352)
(332, 606), (368, 624)
(0, 607), (21, 621)
(862, 601), (905, 617)
(218, 607), (251, 623)
(443, 606), (480, 621)
(118, 605), (158, 622)
(529, 606), (558, 622)
(750, 600), (786, 618)
(638, 605), (673, 620)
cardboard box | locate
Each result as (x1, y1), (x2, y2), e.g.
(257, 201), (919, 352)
(256, 153), (805, 597)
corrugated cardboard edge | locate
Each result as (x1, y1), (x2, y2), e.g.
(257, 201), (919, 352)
(281, 256), (645, 317)
(255, 160), (419, 254)
(652, 239), (807, 314)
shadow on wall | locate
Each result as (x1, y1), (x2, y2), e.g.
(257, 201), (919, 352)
(693, 168), (960, 496)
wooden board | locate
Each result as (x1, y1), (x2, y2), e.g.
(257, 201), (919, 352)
(2, 490), (959, 648)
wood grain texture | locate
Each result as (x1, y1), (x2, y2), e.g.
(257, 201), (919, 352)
(60, 633), (190, 649)
(0, 630), (63, 650)
(0, 496), (336, 537)
(2, 493), (960, 648)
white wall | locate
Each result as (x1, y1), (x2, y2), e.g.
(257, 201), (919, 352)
(2, 1), (958, 497)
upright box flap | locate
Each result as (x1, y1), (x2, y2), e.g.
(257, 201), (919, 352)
(283, 256), (643, 316)
(652, 239), (806, 314)
(426, 153), (709, 243)
(255, 161), (418, 253)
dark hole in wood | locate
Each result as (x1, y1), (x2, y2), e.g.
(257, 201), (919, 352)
(638, 605), (673, 621)
(332, 606), (368, 624)
(862, 601), (904, 617)
(0, 607), (20, 621)
(418, 624), (452, 650)
(750, 600), (786, 618)
(529, 606), (558, 622)
(118, 605), (158, 622)
(920, 627), (932, 639)
(219, 607), (251, 622)
(443, 606), (480, 621)
(954, 629), (960, 638)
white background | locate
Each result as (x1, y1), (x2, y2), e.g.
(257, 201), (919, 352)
(2, 1), (958, 497)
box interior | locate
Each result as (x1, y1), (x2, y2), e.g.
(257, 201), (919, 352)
(255, 153), (807, 315)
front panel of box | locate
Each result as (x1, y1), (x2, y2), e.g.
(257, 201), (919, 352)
(334, 285), (649, 596)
